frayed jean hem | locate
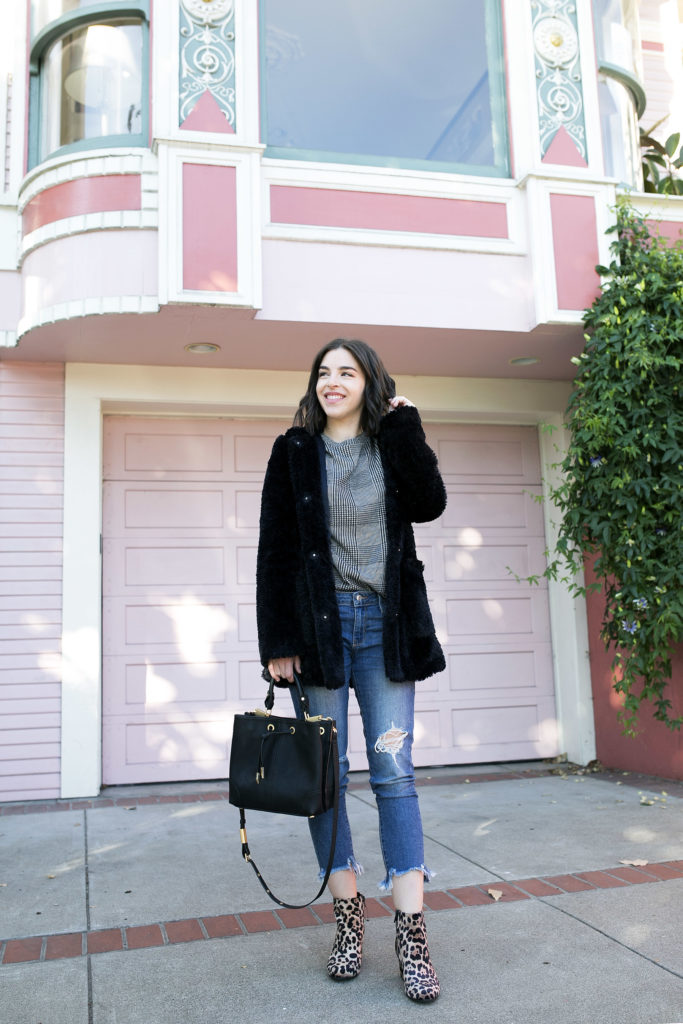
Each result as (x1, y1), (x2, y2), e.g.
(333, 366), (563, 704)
(317, 856), (364, 882)
(377, 865), (434, 894)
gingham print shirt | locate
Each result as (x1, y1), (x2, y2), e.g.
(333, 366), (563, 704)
(322, 432), (388, 596)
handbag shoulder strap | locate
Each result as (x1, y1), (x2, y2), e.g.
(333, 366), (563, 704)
(237, 729), (340, 910)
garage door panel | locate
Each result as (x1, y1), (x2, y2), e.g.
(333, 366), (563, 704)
(103, 418), (290, 481)
(103, 482), (262, 537)
(450, 698), (559, 759)
(103, 596), (256, 654)
(442, 538), (547, 585)
(103, 539), (257, 592)
(441, 487), (544, 534)
(446, 645), (554, 696)
(103, 655), (266, 715)
(427, 425), (541, 483)
(438, 590), (550, 643)
(103, 716), (233, 783)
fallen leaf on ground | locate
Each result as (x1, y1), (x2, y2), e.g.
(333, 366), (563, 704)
(488, 889), (503, 901)
(620, 859), (649, 867)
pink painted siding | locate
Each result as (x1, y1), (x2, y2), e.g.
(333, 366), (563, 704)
(22, 175), (142, 235)
(182, 164), (238, 292)
(549, 194), (601, 310)
(0, 363), (64, 802)
(269, 186), (509, 238)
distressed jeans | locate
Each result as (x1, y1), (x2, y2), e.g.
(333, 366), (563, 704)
(293, 591), (430, 892)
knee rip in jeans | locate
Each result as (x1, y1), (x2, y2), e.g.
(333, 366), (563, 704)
(374, 723), (408, 764)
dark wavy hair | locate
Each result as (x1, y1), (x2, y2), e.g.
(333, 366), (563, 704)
(293, 338), (396, 436)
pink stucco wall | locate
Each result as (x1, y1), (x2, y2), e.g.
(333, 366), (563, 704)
(585, 561), (683, 781)
(0, 363), (64, 801)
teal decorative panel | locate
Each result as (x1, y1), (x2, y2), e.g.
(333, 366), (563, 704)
(531, 0), (586, 160)
(179, 0), (236, 128)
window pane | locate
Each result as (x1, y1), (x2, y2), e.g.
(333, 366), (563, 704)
(263, 0), (505, 171)
(41, 20), (143, 158)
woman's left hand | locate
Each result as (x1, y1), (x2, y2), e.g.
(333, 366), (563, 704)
(387, 395), (415, 410)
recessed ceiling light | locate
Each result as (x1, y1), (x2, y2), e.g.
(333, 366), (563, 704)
(185, 343), (221, 354)
(509, 356), (540, 366)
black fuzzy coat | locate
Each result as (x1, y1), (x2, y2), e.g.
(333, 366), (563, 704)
(256, 406), (447, 689)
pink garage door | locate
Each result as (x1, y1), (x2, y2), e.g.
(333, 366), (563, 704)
(102, 418), (557, 785)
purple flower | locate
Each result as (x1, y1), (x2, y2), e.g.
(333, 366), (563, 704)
(590, 456), (604, 468)
(621, 620), (638, 634)
(633, 597), (648, 611)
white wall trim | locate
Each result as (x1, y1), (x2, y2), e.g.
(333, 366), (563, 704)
(61, 364), (593, 797)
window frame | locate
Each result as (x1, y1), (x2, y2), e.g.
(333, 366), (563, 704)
(28, 1), (150, 169)
(258, 0), (510, 179)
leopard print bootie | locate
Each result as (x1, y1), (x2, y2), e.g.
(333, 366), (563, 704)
(394, 909), (440, 1002)
(327, 892), (366, 980)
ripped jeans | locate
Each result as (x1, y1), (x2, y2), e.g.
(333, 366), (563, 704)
(294, 591), (430, 892)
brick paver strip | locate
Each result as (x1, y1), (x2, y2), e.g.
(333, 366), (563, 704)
(239, 911), (282, 933)
(312, 902), (336, 924)
(276, 908), (318, 929)
(125, 924), (164, 950)
(165, 919), (204, 944)
(201, 915), (243, 938)
(45, 932), (84, 960)
(639, 863), (683, 880)
(87, 929), (123, 954)
(607, 866), (660, 885)
(423, 890), (460, 911)
(448, 886), (492, 907)
(365, 897), (392, 918)
(514, 877), (564, 897)
(576, 871), (629, 889)
(2, 937), (43, 964)
(484, 883), (530, 902)
(542, 874), (597, 893)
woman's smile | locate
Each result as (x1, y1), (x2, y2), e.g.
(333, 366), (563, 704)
(316, 347), (366, 437)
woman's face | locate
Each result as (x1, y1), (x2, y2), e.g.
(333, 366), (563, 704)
(315, 347), (366, 431)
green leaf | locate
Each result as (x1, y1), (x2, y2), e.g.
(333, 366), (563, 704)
(665, 133), (680, 157)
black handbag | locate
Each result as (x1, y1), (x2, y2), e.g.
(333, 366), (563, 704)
(229, 672), (339, 909)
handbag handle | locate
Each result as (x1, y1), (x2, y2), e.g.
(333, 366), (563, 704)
(238, 726), (340, 910)
(264, 670), (309, 717)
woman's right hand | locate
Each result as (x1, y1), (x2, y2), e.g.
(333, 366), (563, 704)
(267, 655), (301, 683)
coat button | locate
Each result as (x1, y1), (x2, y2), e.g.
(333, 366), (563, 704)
(322, 614), (328, 620)
(303, 495), (311, 503)
(310, 552), (318, 559)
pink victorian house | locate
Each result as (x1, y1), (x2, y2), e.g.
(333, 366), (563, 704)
(0, 0), (681, 803)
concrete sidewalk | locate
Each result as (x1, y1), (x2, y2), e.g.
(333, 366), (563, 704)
(1, 762), (682, 1024)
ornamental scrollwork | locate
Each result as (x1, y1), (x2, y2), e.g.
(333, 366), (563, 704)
(179, 0), (236, 128)
(531, 0), (586, 160)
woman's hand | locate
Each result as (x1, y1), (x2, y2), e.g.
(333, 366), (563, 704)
(387, 395), (415, 411)
(267, 655), (301, 683)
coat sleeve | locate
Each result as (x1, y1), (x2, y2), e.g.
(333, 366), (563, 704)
(378, 406), (447, 523)
(256, 435), (304, 666)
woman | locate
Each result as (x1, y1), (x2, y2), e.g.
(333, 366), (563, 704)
(256, 338), (446, 1002)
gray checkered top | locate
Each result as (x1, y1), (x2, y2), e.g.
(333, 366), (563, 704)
(322, 432), (387, 596)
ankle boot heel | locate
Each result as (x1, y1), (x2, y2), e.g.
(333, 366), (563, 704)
(394, 909), (440, 1002)
(327, 893), (366, 981)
